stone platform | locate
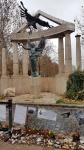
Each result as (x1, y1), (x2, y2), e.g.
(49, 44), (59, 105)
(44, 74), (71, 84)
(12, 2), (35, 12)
(1, 92), (62, 105)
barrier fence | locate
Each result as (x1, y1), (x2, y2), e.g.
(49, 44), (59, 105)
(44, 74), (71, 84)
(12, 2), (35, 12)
(0, 98), (12, 130)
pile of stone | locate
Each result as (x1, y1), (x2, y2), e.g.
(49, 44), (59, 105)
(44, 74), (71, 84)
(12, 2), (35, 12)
(0, 129), (84, 149)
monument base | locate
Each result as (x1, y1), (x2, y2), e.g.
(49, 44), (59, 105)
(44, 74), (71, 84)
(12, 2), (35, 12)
(30, 76), (41, 99)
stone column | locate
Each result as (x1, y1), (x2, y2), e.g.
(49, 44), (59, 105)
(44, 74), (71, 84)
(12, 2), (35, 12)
(13, 42), (19, 75)
(65, 32), (72, 74)
(2, 48), (6, 76)
(58, 35), (64, 74)
(75, 35), (81, 70)
(22, 43), (28, 76)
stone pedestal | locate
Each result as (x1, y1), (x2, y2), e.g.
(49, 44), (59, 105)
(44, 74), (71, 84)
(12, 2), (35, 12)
(55, 74), (68, 94)
(30, 76), (41, 99)
(1, 76), (8, 95)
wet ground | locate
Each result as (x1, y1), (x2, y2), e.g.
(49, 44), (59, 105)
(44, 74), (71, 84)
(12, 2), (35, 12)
(0, 141), (63, 150)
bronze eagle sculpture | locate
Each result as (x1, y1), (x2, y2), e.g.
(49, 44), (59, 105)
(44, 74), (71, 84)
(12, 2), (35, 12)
(19, 1), (52, 34)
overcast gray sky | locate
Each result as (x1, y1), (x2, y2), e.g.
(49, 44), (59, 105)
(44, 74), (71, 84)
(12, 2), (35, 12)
(17, 0), (84, 67)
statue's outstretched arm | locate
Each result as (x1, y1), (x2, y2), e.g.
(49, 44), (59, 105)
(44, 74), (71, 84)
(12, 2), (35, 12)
(18, 42), (31, 50)
(22, 45), (31, 50)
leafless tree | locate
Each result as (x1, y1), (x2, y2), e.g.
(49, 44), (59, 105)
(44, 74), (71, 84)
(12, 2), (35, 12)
(0, 0), (21, 76)
(74, 6), (84, 45)
(0, 0), (21, 51)
(74, 6), (84, 70)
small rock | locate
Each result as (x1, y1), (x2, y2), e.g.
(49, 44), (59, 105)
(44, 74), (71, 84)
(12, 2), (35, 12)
(62, 144), (69, 149)
(12, 139), (16, 144)
(3, 133), (9, 142)
(80, 140), (84, 144)
(79, 144), (84, 150)
(48, 140), (53, 146)
(18, 140), (21, 144)
(21, 136), (25, 141)
(56, 141), (60, 144)
(22, 140), (26, 144)
(37, 137), (41, 142)
(54, 144), (61, 148)
(64, 138), (69, 143)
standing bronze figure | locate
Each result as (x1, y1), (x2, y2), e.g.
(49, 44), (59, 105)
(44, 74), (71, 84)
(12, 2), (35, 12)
(19, 36), (45, 77)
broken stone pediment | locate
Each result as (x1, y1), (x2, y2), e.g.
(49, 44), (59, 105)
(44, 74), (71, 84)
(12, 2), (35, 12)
(10, 9), (75, 42)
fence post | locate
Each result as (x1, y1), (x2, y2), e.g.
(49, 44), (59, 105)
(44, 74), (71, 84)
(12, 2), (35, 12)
(8, 98), (12, 130)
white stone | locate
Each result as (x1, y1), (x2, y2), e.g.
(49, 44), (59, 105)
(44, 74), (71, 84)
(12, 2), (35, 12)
(79, 145), (84, 149)
(64, 138), (69, 143)
(80, 140), (84, 144)
(54, 144), (61, 148)
(22, 140), (26, 144)
(12, 139), (16, 144)
(4, 87), (15, 97)
(56, 141), (60, 144)
(21, 137), (25, 141)
(37, 137), (41, 142)
(48, 141), (53, 146)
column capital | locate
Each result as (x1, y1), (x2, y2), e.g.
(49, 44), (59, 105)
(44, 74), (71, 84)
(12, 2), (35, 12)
(58, 34), (64, 38)
(64, 31), (72, 35)
(75, 34), (81, 37)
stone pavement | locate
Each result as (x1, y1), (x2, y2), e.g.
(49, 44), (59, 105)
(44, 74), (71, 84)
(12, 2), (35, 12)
(12, 92), (62, 105)
(0, 141), (63, 150)
(1, 92), (62, 105)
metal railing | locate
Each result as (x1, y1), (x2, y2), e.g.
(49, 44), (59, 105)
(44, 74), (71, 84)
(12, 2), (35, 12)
(0, 98), (12, 130)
